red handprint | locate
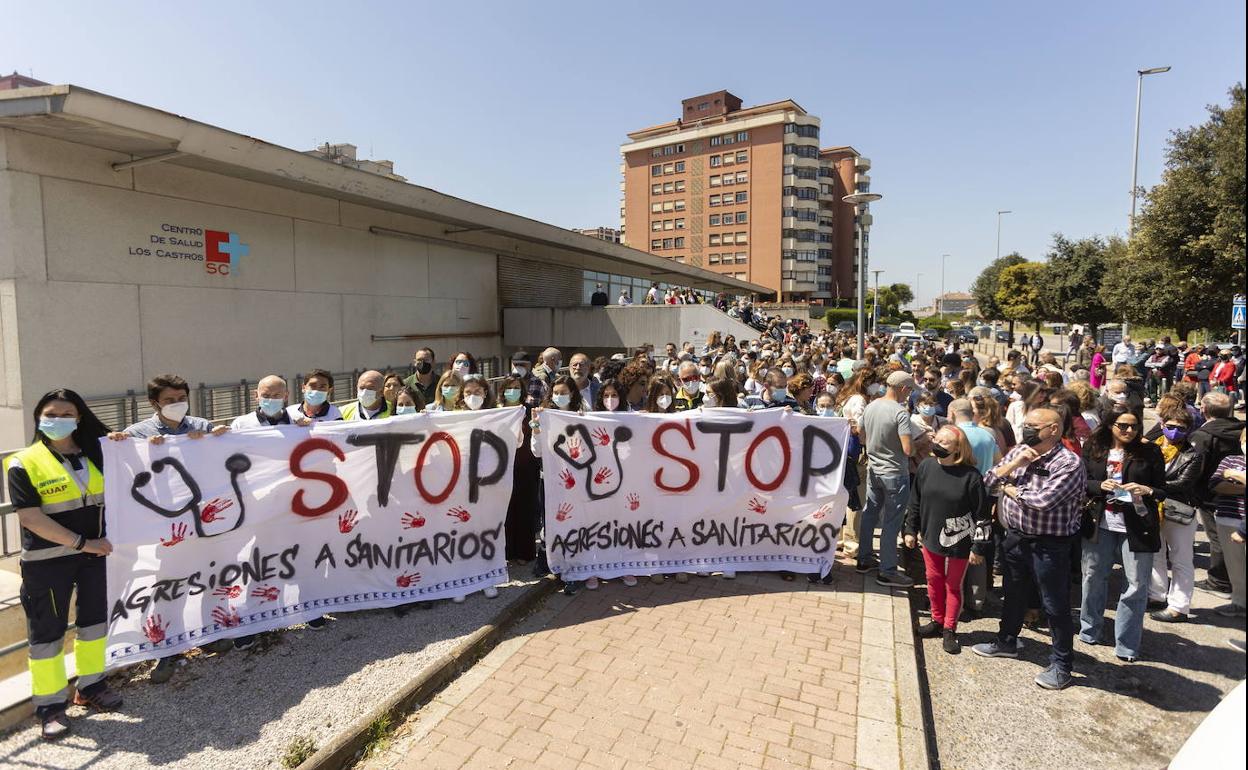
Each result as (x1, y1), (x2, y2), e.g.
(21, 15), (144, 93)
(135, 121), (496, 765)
(251, 585), (280, 602)
(567, 437), (583, 460)
(811, 503), (834, 520)
(747, 497), (768, 515)
(396, 572), (422, 588)
(559, 469), (576, 489)
(160, 522), (188, 547)
(212, 606), (241, 628)
(627, 493), (640, 511)
(338, 509), (359, 533)
(401, 511), (426, 529)
(592, 427), (611, 446)
(555, 502), (573, 522)
(593, 467), (613, 485)
(213, 585), (242, 599)
(446, 506), (471, 523)
(143, 614), (170, 644)
(200, 497), (233, 523)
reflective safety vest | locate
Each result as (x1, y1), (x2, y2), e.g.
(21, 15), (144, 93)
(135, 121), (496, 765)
(340, 400), (391, 421)
(3, 441), (104, 559)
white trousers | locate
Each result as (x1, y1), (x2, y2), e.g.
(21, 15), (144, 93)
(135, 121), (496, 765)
(1149, 517), (1196, 614)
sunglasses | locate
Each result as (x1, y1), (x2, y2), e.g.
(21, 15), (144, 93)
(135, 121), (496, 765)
(1112, 421), (1139, 431)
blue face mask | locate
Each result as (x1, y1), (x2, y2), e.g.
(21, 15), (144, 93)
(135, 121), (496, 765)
(259, 397), (285, 417)
(441, 386), (459, 400)
(38, 417), (77, 441)
(503, 388), (522, 404)
(918, 405), (937, 417)
(395, 404), (419, 415)
(818, 407), (836, 418)
(304, 389), (328, 406)
(771, 388), (788, 401)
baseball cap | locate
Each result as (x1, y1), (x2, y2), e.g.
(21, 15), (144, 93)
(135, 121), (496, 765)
(886, 371), (916, 389)
(511, 351), (532, 364)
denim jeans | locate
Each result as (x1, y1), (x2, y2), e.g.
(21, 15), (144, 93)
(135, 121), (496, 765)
(1080, 529), (1155, 659)
(998, 532), (1077, 675)
(858, 470), (909, 573)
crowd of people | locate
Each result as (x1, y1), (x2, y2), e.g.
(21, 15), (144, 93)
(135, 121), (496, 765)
(5, 312), (1245, 739)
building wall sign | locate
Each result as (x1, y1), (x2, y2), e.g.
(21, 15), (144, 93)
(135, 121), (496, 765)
(129, 224), (249, 276)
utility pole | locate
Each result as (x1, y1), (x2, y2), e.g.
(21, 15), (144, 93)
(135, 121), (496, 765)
(939, 254), (949, 320)
(871, 270), (884, 335)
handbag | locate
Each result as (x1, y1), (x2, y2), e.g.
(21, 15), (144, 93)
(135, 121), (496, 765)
(1079, 497), (1100, 539)
(1162, 498), (1196, 526)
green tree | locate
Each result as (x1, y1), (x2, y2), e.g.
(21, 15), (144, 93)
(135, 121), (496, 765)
(996, 262), (1048, 329)
(888, 283), (915, 308)
(970, 252), (1026, 322)
(1101, 84), (1246, 338)
(1037, 234), (1117, 333)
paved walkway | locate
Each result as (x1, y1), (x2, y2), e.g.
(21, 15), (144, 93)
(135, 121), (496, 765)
(365, 562), (922, 770)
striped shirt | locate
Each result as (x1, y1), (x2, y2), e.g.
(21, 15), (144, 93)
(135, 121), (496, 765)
(984, 443), (1087, 537)
(1209, 454), (1246, 525)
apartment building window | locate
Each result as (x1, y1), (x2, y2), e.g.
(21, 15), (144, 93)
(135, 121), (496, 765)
(857, 182), (869, 192)
(674, 161), (686, 172)
(663, 163), (674, 174)
(662, 201), (674, 212)
(736, 172), (748, 183)
(709, 194), (721, 206)
(674, 200), (685, 211)
(783, 186), (819, 200)
(663, 145), (675, 156)
(709, 234), (721, 246)
(735, 212), (748, 224)
(735, 232), (748, 244)
(783, 123), (819, 139)
(783, 250), (818, 261)
(737, 131), (749, 142)
(735, 252), (748, 263)
(662, 238), (674, 249)
(736, 151), (747, 163)
(819, 217), (834, 228)
(651, 239), (662, 249)
(723, 233), (735, 245)
(663, 220), (674, 231)
(818, 166), (834, 177)
(651, 202), (662, 213)
(782, 229), (818, 242)
(674, 181), (685, 192)
(651, 164), (662, 176)
(709, 155), (722, 167)
(664, 182), (675, 193)
(709, 253), (721, 264)
(651, 221), (662, 232)
(820, 183), (834, 195)
(674, 218), (685, 230)
(735, 192), (748, 203)
(783, 144), (820, 159)
(709, 214), (721, 226)
(710, 175), (721, 187)
(652, 148), (663, 158)
(674, 237), (685, 248)
(675, 144), (685, 153)
(722, 134), (734, 145)
(651, 183), (662, 195)
(818, 249), (834, 260)
(722, 153), (735, 165)
(721, 174), (734, 186)
(710, 136), (722, 147)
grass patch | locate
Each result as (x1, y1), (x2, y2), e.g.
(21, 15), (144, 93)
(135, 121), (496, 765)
(281, 735), (318, 768)
(359, 713), (395, 761)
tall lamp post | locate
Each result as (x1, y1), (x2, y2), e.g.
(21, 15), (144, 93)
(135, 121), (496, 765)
(843, 192), (883, 357)
(916, 272), (923, 316)
(1126, 66), (1171, 337)
(939, 254), (950, 319)
(871, 269), (884, 335)
(995, 210), (1012, 260)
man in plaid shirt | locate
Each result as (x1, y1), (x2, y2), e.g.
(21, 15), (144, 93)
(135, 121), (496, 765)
(973, 406), (1088, 691)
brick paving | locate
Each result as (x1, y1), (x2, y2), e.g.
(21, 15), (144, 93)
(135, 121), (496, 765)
(374, 565), (877, 770)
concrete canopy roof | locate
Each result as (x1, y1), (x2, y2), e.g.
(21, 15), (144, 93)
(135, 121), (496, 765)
(0, 85), (769, 295)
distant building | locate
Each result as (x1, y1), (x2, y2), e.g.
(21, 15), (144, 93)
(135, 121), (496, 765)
(935, 292), (975, 315)
(573, 226), (622, 243)
(620, 89), (872, 304)
(0, 72), (49, 90)
(303, 142), (406, 181)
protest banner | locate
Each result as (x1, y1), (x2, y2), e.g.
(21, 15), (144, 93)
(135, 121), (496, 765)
(102, 407), (523, 668)
(538, 408), (851, 580)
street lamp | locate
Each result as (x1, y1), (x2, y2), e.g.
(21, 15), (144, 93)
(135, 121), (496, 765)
(871, 269), (884, 335)
(1126, 66), (1171, 338)
(843, 191), (883, 358)
(916, 272), (924, 314)
(995, 210), (1012, 260)
(940, 254), (950, 319)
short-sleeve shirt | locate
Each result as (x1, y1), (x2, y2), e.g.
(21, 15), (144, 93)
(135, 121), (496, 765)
(861, 398), (911, 476)
(957, 421), (999, 475)
(123, 413), (215, 438)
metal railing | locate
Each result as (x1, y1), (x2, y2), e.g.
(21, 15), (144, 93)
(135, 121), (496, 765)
(0, 357), (503, 557)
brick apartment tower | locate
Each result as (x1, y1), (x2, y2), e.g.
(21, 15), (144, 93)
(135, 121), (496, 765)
(620, 90), (871, 303)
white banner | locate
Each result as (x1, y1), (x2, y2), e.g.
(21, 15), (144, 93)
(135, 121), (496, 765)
(103, 408), (522, 669)
(539, 409), (850, 580)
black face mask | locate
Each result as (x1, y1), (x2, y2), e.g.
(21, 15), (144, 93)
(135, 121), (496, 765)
(414, 361), (433, 375)
(1021, 426), (1043, 447)
(931, 444), (952, 459)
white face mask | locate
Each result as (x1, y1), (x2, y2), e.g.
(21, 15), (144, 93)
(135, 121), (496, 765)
(868, 383), (886, 397)
(703, 394), (719, 408)
(358, 388), (378, 405)
(656, 394), (673, 410)
(552, 393), (572, 409)
(161, 401), (190, 422)
(395, 404), (418, 415)
(453, 361), (471, 375)
(512, 365), (529, 377)
(464, 393), (485, 410)
(683, 381), (701, 396)
(603, 396), (620, 412)
(781, 367), (794, 378)
(699, 366), (711, 376)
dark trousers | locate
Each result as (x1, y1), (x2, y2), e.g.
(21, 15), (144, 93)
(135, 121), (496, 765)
(997, 532), (1077, 674)
(20, 553), (108, 714)
(1198, 507), (1231, 588)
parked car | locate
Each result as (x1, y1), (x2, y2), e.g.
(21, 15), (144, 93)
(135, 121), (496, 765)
(878, 324), (899, 336)
(889, 332), (925, 346)
(898, 322), (917, 334)
(921, 328), (940, 341)
(947, 328), (979, 344)
(995, 329), (1011, 343)
(835, 320), (856, 334)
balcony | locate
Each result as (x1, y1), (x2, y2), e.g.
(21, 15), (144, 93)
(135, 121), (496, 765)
(855, 156), (871, 170)
(782, 278), (817, 292)
(855, 173), (871, 187)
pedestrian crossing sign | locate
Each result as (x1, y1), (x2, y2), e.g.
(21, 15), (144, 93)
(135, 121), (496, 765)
(1233, 302), (1246, 330)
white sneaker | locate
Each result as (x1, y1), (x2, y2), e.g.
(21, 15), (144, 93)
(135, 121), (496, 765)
(585, 577), (600, 591)
(452, 595), (466, 604)
(622, 575), (638, 587)
(483, 586), (499, 599)
(721, 570), (737, 580)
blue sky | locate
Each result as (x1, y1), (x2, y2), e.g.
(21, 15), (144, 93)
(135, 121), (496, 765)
(7, 1), (1244, 307)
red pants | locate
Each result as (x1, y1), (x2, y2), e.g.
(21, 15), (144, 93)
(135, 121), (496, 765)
(922, 546), (969, 629)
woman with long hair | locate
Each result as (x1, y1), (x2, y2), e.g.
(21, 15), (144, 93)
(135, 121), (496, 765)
(1079, 404), (1164, 662)
(4, 389), (121, 739)
(427, 371), (463, 412)
(1146, 409), (1205, 623)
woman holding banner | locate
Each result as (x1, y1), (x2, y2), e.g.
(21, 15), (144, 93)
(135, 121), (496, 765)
(530, 375), (588, 593)
(4, 389), (123, 740)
